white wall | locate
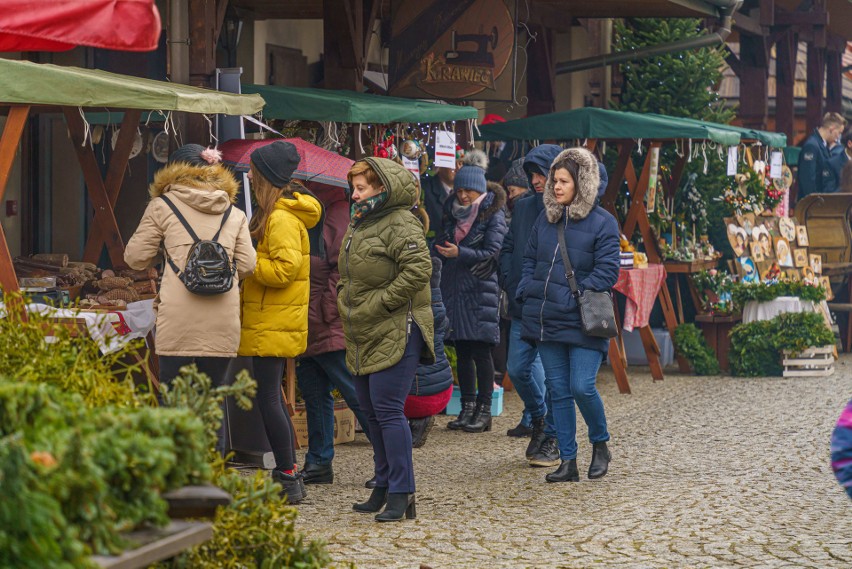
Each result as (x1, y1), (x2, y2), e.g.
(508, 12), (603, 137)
(252, 19), (324, 85)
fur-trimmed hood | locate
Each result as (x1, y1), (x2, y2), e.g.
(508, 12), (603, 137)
(480, 181), (507, 221)
(149, 162), (240, 205)
(543, 147), (600, 223)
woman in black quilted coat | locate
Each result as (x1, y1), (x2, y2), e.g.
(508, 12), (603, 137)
(435, 164), (507, 434)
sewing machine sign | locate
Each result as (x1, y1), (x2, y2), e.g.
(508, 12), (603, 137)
(389, 0), (517, 101)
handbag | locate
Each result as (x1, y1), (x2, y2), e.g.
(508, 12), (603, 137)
(555, 221), (618, 339)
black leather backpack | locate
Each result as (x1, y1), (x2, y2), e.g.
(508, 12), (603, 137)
(160, 195), (236, 295)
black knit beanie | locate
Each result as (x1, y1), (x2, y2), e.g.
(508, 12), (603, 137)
(168, 143), (207, 167)
(250, 141), (301, 188)
(502, 158), (530, 190)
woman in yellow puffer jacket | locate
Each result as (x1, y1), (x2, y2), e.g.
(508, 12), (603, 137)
(238, 141), (322, 504)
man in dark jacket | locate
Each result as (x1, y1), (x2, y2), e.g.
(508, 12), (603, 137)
(798, 112), (846, 198)
(830, 128), (852, 193)
(421, 149), (464, 245)
(499, 144), (562, 466)
(499, 145), (609, 466)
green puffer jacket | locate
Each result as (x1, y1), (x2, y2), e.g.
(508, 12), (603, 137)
(337, 158), (436, 375)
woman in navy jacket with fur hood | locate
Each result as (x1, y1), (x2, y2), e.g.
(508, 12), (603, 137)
(516, 147), (620, 484)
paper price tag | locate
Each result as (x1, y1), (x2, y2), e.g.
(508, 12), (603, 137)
(770, 151), (783, 179)
(727, 146), (738, 176)
(402, 156), (420, 177)
(434, 130), (456, 169)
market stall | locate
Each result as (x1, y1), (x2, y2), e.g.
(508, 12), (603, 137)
(477, 107), (789, 387)
(0, 58), (264, 296)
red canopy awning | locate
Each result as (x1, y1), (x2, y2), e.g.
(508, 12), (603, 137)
(0, 0), (161, 52)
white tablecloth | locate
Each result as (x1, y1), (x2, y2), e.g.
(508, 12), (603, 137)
(1, 299), (156, 354)
(742, 296), (832, 325)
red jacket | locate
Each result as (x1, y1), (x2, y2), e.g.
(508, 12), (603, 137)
(303, 190), (348, 357)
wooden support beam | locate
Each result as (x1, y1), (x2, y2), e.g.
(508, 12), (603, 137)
(733, 11), (764, 37)
(526, 25), (555, 116)
(323, 0), (364, 90)
(738, 34), (770, 130)
(622, 143), (660, 241)
(0, 105), (29, 293)
(82, 109), (142, 263)
(775, 30), (797, 143)
(665, 153), (688, 201)
(806, 42), (826, 132)
(760, 0), (775, 27)
(825, 49), (843, 114)
(63, 108), (127, 268)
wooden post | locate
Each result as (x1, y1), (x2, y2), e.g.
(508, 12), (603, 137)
(0, 105), (30, 294)
(825, 49), (843, 114)
(82, 109), (142, 262)
(323, 0), (366, 91)
(738, 34), (769, 130)
(601, 141), (634, 217)
(775, 30), (797, 143)
(805, 42), (826, 132)
(63, 108), (127, 268)
(622, 141), (663, 263)
(526, 25), (555, 116)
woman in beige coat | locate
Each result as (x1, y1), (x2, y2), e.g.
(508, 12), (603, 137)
(125, 144), (256, 399)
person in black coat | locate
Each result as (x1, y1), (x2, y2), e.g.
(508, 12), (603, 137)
(405, 257), (454, 448)
(798, 112), (846, 198)
(517, 147), (620, 483)
(435, 164), (507, 434)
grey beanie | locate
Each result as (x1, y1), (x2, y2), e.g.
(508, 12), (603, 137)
(453, 165), (488, 194)
(250, 141), (301, 187)
(502, 158), (529, 190)
(168, 144), (208, 167)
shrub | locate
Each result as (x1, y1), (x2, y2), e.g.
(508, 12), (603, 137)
(672, 323), (720, 375)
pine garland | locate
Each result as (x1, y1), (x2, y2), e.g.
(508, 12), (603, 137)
(725, 281), (826, 306)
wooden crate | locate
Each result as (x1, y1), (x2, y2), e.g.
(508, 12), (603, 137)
(782, 346), (836, 377)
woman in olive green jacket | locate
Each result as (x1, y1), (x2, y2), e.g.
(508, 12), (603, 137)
(338, 158), (434, 522)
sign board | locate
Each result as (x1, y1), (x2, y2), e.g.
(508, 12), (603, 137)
(434, 130), (457, 168)
(727, 146), (738, 176)
(402, 156), (421, 177)
(389, 0), (517, 101)
(770, 151), (783, 179)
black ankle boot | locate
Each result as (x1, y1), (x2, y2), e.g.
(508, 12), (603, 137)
(302, 462), (333, 485)
(588, 441), (611, 479)
(546, 459), (580, 483)
(409, 416), (435, 448)
(375, 493), (416, 522)
(506, 420), (533, 437)
(525, 416), (547, 459)
(353, 486), (388, 513)
(463, 402), (492, 433)
(271, 469), (306, 503)
(365, 476), (377, 489)
(447, 401), (475, 430)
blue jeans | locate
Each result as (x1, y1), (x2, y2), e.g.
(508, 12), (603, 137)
(537, 342), (609, 460)
(507, 320), (555, 437)
(354, 326), (423, 493)
(296, 350), (370, 466)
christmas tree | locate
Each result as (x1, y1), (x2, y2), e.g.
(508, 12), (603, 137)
(612, 18), (736, 258)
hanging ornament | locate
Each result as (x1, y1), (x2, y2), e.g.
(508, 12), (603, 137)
(401, 139), (423, 159)
(386, 143), (399, 161)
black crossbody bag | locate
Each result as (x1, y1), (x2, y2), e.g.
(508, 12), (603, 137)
(554, 222), (618, 339)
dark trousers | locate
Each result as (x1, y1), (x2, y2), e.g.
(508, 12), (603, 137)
(354, 326), (423, 494)
(158, 355), (231, 454)
(252, 356), (297, 471)
(455, 340), (495, 405)
(296, 350), (371, 466)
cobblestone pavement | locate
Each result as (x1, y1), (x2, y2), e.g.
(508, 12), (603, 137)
(291, 357), (852, 569)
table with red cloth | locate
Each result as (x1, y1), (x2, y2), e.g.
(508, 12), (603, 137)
(608, 264), (668, 389)
(613, 264), (667, 332)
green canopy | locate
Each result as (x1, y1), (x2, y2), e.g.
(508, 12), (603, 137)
(243, 84), (478, 124)
(476, 107), (742, 145)
(0, 58), (264, 116)
(646, 113), (787, 147)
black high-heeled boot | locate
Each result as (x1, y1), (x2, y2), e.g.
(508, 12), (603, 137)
(375, 493), (416, 522)
(545, 459), (580, 483)
(588, 441), (611, 479)
(352, 487), (388, 513)
(447, 401), (475, 430)
(462, 402), (492, 433)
